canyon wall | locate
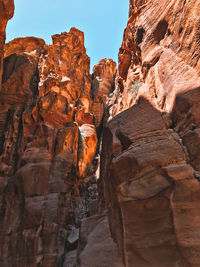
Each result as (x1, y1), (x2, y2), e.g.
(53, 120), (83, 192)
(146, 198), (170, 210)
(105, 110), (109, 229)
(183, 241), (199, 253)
(101, 0), (200, 266)
(1, 0), (200, 266)
(0, 0), (14, 87)
(0, 20), (117, 266)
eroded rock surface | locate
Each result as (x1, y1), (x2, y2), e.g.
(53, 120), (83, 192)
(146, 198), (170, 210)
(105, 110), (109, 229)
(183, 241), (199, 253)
(0, 0), (14, 87)
(1, 0), (200, 266)
(91, 59), (116, 128)
(77, 214), (123, 267)
(100, 0), (200, 266)
(110, 0), (200, 117)
(101, 97), (200, 266)
(0, 25), (116, 266)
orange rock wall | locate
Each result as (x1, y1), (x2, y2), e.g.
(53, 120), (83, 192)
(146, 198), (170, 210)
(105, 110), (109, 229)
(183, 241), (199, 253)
(0, 0), (14, 87)
(0, 25), (116, 265)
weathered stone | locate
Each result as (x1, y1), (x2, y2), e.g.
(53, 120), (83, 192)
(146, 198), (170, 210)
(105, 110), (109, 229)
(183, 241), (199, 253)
(4, 36), (45, 58)
(101, 94), (200, 266)
(0, 18), (117, 265)
(110, 0), (200, 117)
(78, 124), (97, 177)
(99, 1), (200, 265)
(0, 0), (14, 87)
(77, 214), (124, 267)
(91, 59), (117, 128)
(2, 0), (200, 266)
(67, 227), (79, 244)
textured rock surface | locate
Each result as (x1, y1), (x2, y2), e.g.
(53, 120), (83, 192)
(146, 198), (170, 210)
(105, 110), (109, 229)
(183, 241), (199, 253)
(77, 214), (123, 267)
(4, 36), (45, 58)
(0, 0), (14, 87)
(110, 0), (200, 117)
(101, 97), (200, 266)
(91, 59), (117, 128)
(1, 0), (200, 266)
(0, 24), (116, 266)
(100, 0), (200, 266)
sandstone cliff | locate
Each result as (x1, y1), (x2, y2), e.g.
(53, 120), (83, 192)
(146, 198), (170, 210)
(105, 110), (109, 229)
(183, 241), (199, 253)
(0, 24), (117, 265)
(100, 0), (200, 266)
(1, 0), (200, 266)
(0, 0), (14, 87)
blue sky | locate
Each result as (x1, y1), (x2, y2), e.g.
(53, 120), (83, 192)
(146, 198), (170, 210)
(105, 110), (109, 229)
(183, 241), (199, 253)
(6, 0), (129, 70)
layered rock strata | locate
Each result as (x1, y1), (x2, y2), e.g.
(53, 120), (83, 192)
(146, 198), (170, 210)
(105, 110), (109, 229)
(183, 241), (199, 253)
(110, 0), (200, 116)
(1, 0), (200, 266)
(100, 0), (200, 266)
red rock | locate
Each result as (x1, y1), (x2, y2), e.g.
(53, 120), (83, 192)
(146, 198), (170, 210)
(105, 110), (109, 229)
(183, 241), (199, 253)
(38, 28), (91, 102)
(1, 0), (200, 265)
(99, 1), (200, 266)
(91, 59), (117, 127)
(0, 18), (117, 265)
(101, 95), (200, 266)
(7, 0), (200, 265)
(0, 0), (14, 87)
(110, 0), (200, 117)
(78, 124), (97, 178)
(4, 36), (45, 58)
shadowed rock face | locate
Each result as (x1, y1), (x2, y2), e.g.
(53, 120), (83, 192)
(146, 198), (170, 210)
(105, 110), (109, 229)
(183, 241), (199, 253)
(101, 95), (200, 266)
(99, 0), (200, 266)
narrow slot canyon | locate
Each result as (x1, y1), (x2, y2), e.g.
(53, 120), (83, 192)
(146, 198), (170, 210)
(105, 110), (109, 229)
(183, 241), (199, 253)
(1, 0), (200, 266)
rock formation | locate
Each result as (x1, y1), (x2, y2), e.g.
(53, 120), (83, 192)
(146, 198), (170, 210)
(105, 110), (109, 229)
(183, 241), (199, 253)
(1, 0), (200, 266)
(100, 0), (200, 266)
(91, 58), (116, 128)
(0, 0), (14, 87)
(0, 23), (116, 265)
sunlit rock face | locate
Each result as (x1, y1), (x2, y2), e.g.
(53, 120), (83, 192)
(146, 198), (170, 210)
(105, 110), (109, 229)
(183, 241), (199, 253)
(4, 36), (45, 58)
(100, 0), (200, 266)
(0, 24), (116, 266)
(38, 28), (91, 102)
(0, 0), (14, 87)
(110, 0), (200, 117)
